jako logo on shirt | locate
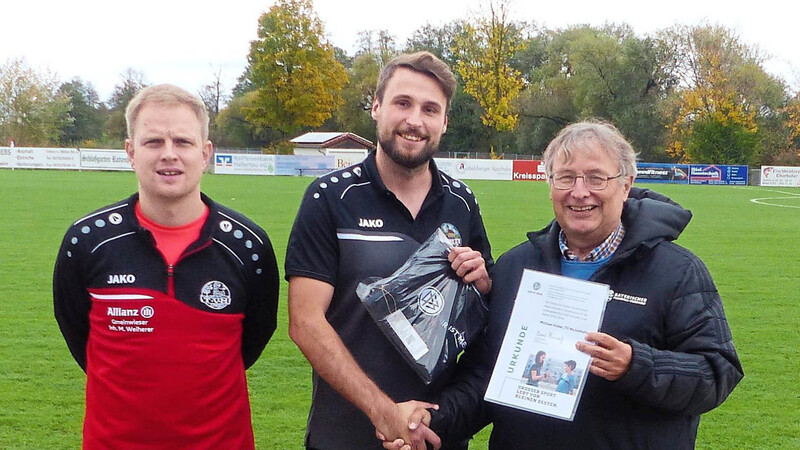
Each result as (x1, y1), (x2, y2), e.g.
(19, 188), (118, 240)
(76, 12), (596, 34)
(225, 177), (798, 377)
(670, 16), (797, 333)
(107, 274), (136, 284)
(200, 280), (232, 310)
(358, 218), (384, 228)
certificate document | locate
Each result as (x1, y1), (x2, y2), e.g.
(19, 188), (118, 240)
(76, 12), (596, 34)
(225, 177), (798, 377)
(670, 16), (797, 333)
(484, 269), (610, 421)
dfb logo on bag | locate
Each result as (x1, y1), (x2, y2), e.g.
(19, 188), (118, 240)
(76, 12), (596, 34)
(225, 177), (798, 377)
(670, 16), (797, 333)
(418, 287), (444, 316)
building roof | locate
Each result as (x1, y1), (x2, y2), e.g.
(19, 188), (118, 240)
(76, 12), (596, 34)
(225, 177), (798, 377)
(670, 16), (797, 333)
(291, 132), (375, 150)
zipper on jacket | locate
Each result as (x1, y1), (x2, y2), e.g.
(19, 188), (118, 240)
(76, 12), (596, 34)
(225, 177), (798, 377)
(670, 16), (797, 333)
(165, 241), (211, 298)
(167, 264), (175, 297)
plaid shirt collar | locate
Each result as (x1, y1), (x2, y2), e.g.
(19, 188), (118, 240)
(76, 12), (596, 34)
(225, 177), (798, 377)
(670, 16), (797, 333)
(559, 222), (626, 262)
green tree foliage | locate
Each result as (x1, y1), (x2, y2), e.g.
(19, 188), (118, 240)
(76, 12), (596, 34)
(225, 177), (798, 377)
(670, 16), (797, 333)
(514, 25), (675, 159)
(405, 22), (464, 68)
(0, 58), (71, 146)
(513, 29), (580, 155)
(686, 114), (760, 164)
(199, 67), (229, 143)
(454, 0), (526, 137)
(335, 53), (381, 142)
(57, 78), (106, 146)
(332, 30), (398, 142)
(356, 30), (398, 68)
(244, 0), (348, 136)
(214, 93), (275, 149)
(440, 85), (489, 152)
(105, 69), (147, 144)
(568, 25), (675, 160)
(663, 24), (786, 164)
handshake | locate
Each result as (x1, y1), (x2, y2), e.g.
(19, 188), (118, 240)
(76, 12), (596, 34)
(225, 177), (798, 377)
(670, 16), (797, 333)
(374, 400), (442, 450)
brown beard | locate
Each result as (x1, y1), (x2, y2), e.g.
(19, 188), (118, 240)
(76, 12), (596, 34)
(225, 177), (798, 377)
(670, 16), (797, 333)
(377, 130), (439, 170)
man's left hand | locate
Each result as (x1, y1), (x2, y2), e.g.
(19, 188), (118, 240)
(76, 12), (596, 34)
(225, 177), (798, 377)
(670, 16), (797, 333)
(576, 332), (632, 381)
(448, 247), (491, 294)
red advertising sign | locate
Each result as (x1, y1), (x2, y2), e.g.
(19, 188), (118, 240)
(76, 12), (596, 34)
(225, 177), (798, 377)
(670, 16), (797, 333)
(512, 160), (547, 181)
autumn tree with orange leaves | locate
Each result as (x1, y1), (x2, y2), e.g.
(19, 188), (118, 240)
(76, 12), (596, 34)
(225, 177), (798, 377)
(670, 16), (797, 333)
(662, 24), (786, 165)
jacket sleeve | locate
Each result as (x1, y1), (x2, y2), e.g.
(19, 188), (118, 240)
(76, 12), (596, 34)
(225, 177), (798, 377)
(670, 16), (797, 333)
(613, 249), (744, 414)
(241, 228), (280, 369)
(468, 199), (494, 270)
(53, 228), (91, 372)
(429, 328), (494, 443)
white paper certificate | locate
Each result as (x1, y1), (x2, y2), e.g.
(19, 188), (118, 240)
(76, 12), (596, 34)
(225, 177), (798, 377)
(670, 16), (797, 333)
(484, 269), (610, 421)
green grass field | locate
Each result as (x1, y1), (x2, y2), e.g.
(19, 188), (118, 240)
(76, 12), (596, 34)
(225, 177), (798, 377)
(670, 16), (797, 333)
(1, 169), (798, 449)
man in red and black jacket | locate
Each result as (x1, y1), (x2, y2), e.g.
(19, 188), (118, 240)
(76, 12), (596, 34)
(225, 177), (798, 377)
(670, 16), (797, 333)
(53, 84), (279, 449)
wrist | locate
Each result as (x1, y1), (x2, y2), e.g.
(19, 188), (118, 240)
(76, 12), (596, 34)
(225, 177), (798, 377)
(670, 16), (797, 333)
(366, 396), (397, 427)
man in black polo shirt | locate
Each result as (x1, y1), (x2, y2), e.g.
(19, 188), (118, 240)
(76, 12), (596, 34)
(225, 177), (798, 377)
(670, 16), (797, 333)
(285, 52), (493, 450)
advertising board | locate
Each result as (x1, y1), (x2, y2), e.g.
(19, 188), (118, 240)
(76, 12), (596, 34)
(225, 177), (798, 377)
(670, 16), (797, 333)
(635, 163), (689, 184)
(760, 166), (800, 187)
(275, 155), (335, 176)
(435, 158), (513, 181)
(214, 153), (276, 176)
(0, 147), (13, 168)
(689, 164), (748, 185)
(80, 149), (133, 171)
(511, 160), (547, 181)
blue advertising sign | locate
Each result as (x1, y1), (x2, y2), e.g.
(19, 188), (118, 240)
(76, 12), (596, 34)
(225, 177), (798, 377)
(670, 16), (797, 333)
(635, 163), (689, 184)
(688, 164), (748, 185)
(275, 155), (335, 176)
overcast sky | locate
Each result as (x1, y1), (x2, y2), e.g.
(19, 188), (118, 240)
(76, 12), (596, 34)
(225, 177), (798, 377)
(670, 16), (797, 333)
(2, 0), (797, 101)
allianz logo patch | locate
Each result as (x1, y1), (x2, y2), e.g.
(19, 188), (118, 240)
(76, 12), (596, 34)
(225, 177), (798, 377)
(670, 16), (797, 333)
(610, 291), (648, 306)
(358, 218), (384, 228)
(107, 306), (154, 318)
(107, 273), (136, 284)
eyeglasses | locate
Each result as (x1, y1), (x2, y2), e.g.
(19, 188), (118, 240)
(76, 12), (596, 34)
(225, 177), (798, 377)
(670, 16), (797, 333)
(549, 173), (623, 190)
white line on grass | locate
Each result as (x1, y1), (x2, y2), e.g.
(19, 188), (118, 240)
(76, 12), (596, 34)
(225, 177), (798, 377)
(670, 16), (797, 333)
(744, 187), (800, 209)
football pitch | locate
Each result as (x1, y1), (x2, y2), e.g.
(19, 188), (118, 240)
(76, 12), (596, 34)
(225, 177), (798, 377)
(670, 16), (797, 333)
(1, 169), (798, 449)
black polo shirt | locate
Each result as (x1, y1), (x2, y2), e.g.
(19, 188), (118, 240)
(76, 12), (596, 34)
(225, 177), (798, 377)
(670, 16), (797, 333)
(285, 151), (493, 450)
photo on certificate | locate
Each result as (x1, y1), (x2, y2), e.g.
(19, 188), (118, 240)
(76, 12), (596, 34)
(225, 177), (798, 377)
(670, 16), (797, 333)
(484, 269), (609, 421)
(520, 348), (586, 396)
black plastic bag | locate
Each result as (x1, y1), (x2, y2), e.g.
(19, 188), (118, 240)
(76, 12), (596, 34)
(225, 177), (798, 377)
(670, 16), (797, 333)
(356, 228), (488, 384)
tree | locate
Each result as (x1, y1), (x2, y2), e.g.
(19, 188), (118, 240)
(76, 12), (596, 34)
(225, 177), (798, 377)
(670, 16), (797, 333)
(105, 69), (147, 143)
(244, 0), (348, 136)
(511, 24), (678, 159)
(356, 30), (398, 67)
(199, 66), (228, 142)
(404, 22), (464, 68)
(661, 24), (782, 164)
(335, 52), (380, 142)
(453, 0), (526, 153)
(58, 78), (106, 145)
(512, 28), (579, 155)
(0, 58), (71, 146)
(215, 93), (277, 149)
(568, 25), (675, 160)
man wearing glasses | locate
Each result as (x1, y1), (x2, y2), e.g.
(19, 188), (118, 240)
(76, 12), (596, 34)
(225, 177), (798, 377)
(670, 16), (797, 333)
(387, 120), (742, 449)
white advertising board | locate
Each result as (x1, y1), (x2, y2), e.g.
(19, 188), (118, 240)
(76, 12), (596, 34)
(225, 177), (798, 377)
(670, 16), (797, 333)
(331, 149), (368, 170)
(760, 166), (800, 187)
(214, 153), (276, 176)
(435, 158), (513, 181)
(0, 147), (13, 168)
(80, 149), (133, 171)
(14, 147), (80, 169)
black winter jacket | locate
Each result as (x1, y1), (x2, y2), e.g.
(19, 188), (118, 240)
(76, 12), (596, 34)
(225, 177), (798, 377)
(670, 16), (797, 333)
(431, 188), (743, 450)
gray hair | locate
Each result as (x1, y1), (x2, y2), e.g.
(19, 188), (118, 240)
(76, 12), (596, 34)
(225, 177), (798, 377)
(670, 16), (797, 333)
(543, 120), (638, 182)
(125, 84), (210, 141)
